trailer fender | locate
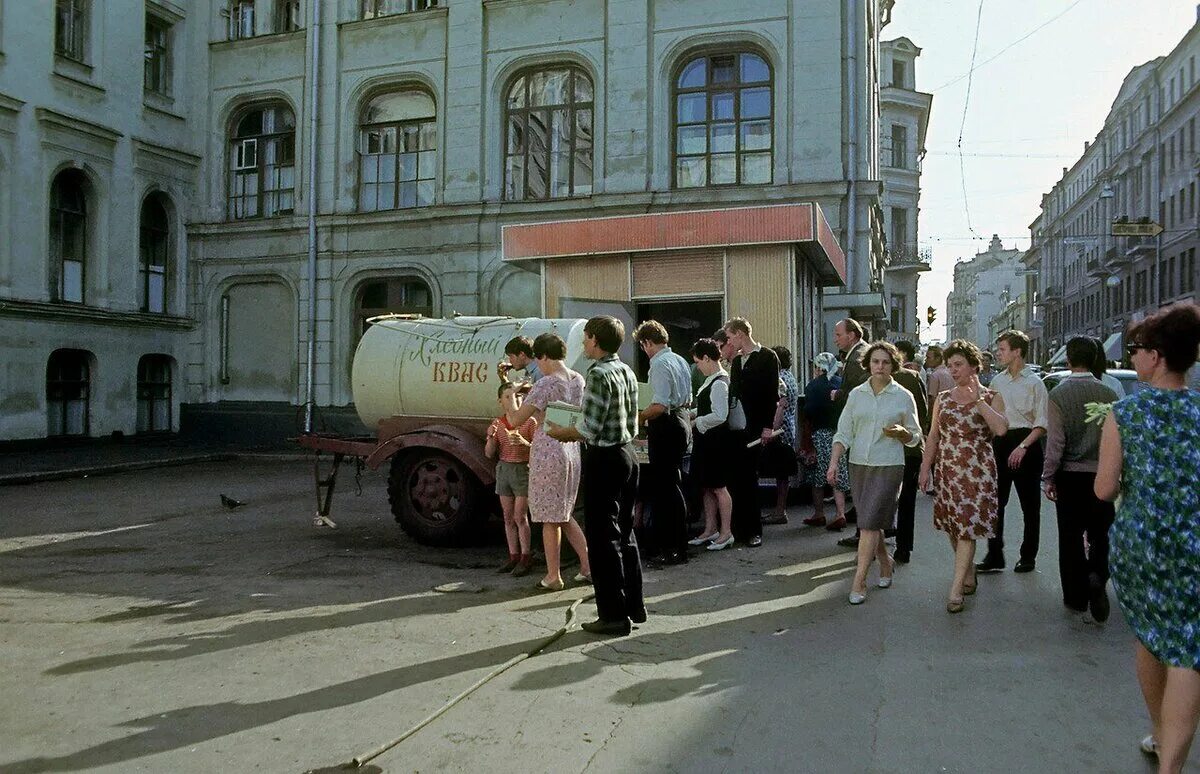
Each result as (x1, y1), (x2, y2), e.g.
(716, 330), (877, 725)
(366, 424), (495, 486)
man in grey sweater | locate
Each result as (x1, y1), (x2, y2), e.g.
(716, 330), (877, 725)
(1041, 337), (1119, 622)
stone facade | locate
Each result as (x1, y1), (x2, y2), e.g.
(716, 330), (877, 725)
(1028, 16), (1200, 364)
(879, 36), (931, 343)
(0, 0), (897, 442)
(945, 235), (1025, 348)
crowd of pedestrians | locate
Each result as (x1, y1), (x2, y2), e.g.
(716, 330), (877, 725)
(490, 303), (1199, 770)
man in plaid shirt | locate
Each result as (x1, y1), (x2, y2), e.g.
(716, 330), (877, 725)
(547, 316), (643, 636)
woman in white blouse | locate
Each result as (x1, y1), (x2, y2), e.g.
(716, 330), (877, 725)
(828, 341), (922, 604)
(687, 339), (735, 550)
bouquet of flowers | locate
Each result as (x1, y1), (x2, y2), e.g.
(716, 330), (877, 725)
(1084, 401), (1115, 426)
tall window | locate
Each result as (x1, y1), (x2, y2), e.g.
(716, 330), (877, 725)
(137, 355), (173, 434)
(228, 103), (296, 219)
(891, 207), (909, 253)
(274, 0), (301, 32)
(139, 194), (170, 313)
(892, 60), (906, 88)
(504, 66), (593, 200)
(890, 295), (905, 332)
(55, 0), (88, 61)
(144, 16), (172, 96)
(673, 52), (772, 188)
(355, 278), (433, 336)
(890, 124), (908, 169)
(47, 350), (91, 437)
(361, 0), (437, 19)
(229, 0), (255, 40)
(359, 91), (436, 211)
(50, 169), (88, 304)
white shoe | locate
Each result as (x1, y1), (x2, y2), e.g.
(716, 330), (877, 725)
(1140, 735), (1158, 757)
(877, 576), (893, 589)
(848, 591), (866, 605)
(707, 535), (735, 551)
(688, 533), (719, 546)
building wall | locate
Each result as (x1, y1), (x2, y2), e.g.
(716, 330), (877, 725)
(945, 236), (1024, 347)
(0, 0), (205, 439)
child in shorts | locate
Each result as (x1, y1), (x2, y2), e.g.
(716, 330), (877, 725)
(486, 383), (537, 576)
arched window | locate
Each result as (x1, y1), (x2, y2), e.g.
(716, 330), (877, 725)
(504, 66), (593, 200)
(46, 349), (91, 437)
(137, 354), (173, 433)
(354, 277), (433, 337)
(139, 194), (170, 313)
(49, 169), (89, 303)
(673, 51), (773, 188)
(228, 103), (295, 219)
(359, 90), (436, 211)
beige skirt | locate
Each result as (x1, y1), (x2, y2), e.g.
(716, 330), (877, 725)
(849, 463), (905, 531)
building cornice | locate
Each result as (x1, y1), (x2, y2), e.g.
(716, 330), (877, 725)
(132, 137), (202, 168)
(0, 299), (194, 330)
(0, 92), (24, 116)
(35, 107), (122, 146)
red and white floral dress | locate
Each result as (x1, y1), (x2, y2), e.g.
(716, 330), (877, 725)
(933, 389), (999, 540)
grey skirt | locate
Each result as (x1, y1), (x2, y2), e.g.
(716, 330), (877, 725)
(849, 463), (905, 530)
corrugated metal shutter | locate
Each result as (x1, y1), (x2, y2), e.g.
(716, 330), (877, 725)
(631, 251), (723, 298)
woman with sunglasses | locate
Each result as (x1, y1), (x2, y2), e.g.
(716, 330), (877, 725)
(1096, 302), (1200, 773)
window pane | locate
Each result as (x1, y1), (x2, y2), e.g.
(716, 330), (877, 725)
(365, 91), (435, 124)
(399, 152), (416, 182)
(677, 93), (706, 123)
(417, 150), (435, 180)
(63, 260), (83, 302)
(549, 109), (570, 154)
(740, 87), (771, 119)
(360, 154), (379, 184)
(148, 274), (165, 313)
(527, 150), (548, 199)
(678, 58), (706, 89)
(507, 77), (526, 109)
(402, 125), (421, 153)
(574, 109), (593, 151)
(740, 53), (770, 83)
(505, 155), (525, 200)
(419, 121), (437, 150)
(710, 153), (736, 185)
(711, 92), (734, 121)
(529, 69), (569, 106)
(711, 55), (736, 84)
(66, 399), (86, 436)
(416, 180), (435, 206)
(527, 111), (549, 158)
(677, 125), (706, 155)
(740, 153), (771, 184)
(711, 123), (735, 154)
(399, 182), (417, 209)
(549, 152), (571, 198)
(676, 157), (706, 188)
(573, 151), (593, 196)
(507, 115), (525, 155)
(573, 72), (593, 102)
(740, 120), (771, 151)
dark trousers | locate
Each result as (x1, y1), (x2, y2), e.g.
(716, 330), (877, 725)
(895, 454), (922, 553)
(987, 428), (1044, 561)
(1053, 470), (1116, 609)
(582, 443), (644, 623)
(729, 429), (763, 542)
(647, 410), (691, 557)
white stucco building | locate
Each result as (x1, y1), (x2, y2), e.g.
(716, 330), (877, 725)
(0, 0), (901, 442)
(945, 235), (1025, 347)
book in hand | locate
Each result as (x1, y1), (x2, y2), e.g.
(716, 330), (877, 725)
(544, 401), (584, 430)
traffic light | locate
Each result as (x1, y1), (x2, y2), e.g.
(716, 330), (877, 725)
(926, 306), (936, 325)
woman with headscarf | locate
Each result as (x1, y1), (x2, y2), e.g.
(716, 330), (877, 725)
(802, 352), (850, 529)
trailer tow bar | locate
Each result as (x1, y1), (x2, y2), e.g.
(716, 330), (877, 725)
(312, 452), (345, 529)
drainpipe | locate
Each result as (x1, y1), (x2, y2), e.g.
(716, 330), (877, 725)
(845, 0), (859, 294)
(303, 0), (322, 434)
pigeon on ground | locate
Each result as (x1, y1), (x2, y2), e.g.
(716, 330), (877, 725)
(220, 494), (246, 510)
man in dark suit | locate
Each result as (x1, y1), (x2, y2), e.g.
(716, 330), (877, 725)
(892, 340), (930, 563)
(723, 317), (779, 548)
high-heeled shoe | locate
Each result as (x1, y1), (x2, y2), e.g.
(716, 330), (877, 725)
(688, 532), (719, 546)
(878, 556), (895, 588)
(707, 535), (735, 551)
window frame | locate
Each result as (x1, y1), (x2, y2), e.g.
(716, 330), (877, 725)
(503, 65), (595, 201)
(139, 194), (170, 314)
(46, 349), (91, 438)
(671, 50), (774, 189)
(360, 0), (438, 19)
(136, 354), (173, 434)
(54, 0), (88, 63)
(357, 90), (437, 212)
(144, 14), (172, 97)
(229, 0), (256, 40)
(273, 0), (301, 33)
(227, 103), (297, 220)
(49, 169), (88, 305)
(352, 277), (435, 362)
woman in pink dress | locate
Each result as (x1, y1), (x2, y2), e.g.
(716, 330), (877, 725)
(919, 339), (1008, 613)
(504, 333), (590, 591)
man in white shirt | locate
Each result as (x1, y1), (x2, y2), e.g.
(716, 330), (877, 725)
(979, 330), (1049, 574)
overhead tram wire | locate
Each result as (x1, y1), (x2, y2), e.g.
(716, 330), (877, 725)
(958, 0), (987, 241)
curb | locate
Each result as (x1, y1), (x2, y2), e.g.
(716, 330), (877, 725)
(0, 453), (240, 486)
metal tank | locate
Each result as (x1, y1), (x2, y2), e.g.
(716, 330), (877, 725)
(352, 316), (587, 428)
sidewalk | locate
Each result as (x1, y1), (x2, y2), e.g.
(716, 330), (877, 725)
(0, 436), (303, 485)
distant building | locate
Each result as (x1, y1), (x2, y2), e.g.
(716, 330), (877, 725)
(879, 37), (932, 343)
(945, 235), (1025, 347)
(1026, 15), (1199, 366)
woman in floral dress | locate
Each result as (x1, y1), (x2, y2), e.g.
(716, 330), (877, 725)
(504, 333), (589, 591)
(919, 340), (1008, 613)
(1095, 303), (1200, 771)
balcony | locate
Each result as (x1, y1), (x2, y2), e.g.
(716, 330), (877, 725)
(1105, 244), (1129, 267)
(1041, 285), (1062, 306)
(885, 243), (932, 272)
(1125, 235), (1156, 259)
(1086, 257), (1111, 277)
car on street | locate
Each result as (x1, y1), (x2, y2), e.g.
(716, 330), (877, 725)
(1041, 368), (1144, 396)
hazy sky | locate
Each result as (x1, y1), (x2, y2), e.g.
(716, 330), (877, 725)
(887, 0), (1198, 340)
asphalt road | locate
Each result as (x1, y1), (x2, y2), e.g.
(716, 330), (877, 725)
(0, 460), (1193, 773)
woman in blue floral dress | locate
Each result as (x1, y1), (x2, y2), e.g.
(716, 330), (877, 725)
(1095, 303), (1200, 772)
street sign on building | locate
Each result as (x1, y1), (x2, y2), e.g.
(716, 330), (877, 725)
(1111, 221), (1164, 237)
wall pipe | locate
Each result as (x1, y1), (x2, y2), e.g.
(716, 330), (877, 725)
(303, 0), (322, 433)
(845, 0), (859, 293)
